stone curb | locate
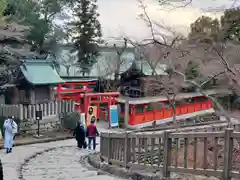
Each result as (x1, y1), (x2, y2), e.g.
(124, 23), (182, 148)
(88, 153), (167, 180)
(18, 145), (74, 180)
(0, 136), (74, 149)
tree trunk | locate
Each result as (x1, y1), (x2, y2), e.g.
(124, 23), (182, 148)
(66, 66), (70, 76)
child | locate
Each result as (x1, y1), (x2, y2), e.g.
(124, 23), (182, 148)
(86, 118), (99, 150)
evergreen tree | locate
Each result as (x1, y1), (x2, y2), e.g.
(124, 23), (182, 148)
(221, 7), (240, 42)
(5, 0), (74, 54)
(0, 0), (34, 87)
(188, 16), (221, 43)
(185, 61), (201, 80)
(71, 0), (102, 75)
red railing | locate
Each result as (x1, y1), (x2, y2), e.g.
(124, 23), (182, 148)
(128, 100), (213, 125)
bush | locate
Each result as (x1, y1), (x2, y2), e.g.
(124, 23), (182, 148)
(59, 112), (80, 130)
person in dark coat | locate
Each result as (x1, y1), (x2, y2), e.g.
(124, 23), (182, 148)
(0, 159), (3, 180)
(86, 118), (99, 150)
(73, 121), (86, 148)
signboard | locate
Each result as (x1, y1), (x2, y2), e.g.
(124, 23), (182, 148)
(80, 113), (86, 129)
(36, 110), (42, 120)
(86, 106), (97, 126)
(110, 105), (119, 127)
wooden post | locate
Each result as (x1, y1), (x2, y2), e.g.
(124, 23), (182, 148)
(59, 100), (62, 114)
(48, 102), (51, 115)
(100, 133), (103, 153)
(71, 100), (75, 112)
(57, 84), (62, 99)
(32, 105), (36, 122)
(84, 95), (89, 124)
(54, 101), (58, 114)
(18, 104), (24, 120)
(223, 128), (233, 180)
(24, 106), (28, 120)
(143, 104), (147, 122)
(107, 133), (112, 164)
(29, 88), (35, 104)
(124, 132), (130, 168)
(163, 131), (171, 178)
(108, 97), (111, 128)
(124, 100), (129, 129)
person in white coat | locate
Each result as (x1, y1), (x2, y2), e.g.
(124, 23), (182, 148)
(3, 116), (18, 153)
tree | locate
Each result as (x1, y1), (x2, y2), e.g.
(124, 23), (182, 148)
(52, 51), (78, 76)
(185, 61), (201, 80)
(0, 1), (34, 87)
(0, 0), (7, 18)
(221, 7), (240, 42)
(125, 0), (240, 128)
(112, 39), (128, 81)
(5, 0), (72, 54)
(188, 16), (221, 42)
(71, 0), (102, 75)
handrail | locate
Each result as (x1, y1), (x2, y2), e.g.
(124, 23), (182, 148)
(132, 120), (227, 133)
(100, 128), (240, 179)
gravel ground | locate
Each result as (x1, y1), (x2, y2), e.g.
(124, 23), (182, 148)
(21, 146), (124, 180)
(0, 138), (125, 180)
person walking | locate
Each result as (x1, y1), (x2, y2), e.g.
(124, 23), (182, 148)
(86, 118), (99, 150)
(73, 121), (86, 149)
(0, 159), (3, 180)
(3, 116), (18, 153)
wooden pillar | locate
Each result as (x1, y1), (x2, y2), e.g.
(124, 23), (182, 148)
(152, 103), (156, 121)
(57, 84), (62, 99)
(108, 97), (112, 122)
(49, 85), (55, 101)
(97, 96), (100, 119)
(112, 97), (116, 105)
(131, 105), (136, 126)
(71, 83), (75, 90)
(29, 88), (35, 104)
(143, 104), (147, 122)
(223, 128), (233, 180)
(124, 100), (129, 129)
(84, 95), (89, 122)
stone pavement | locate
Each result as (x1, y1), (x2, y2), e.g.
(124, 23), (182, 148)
(1, 131), (125, 180)
(21, 145), (124, 180)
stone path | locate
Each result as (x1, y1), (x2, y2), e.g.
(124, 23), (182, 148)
(1, 138), (125, 180)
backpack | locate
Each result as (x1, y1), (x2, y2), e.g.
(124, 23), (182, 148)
(10, 120), (18, 134)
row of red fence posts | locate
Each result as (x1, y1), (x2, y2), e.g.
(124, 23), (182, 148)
(126, 100), (213, 125)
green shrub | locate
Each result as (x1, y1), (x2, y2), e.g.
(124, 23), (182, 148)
(59, 112), (80, 130)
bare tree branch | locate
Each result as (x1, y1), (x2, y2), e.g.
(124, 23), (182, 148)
(123, 0), (236, 127)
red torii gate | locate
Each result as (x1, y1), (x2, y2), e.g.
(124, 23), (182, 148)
(56, 82), (120, 121)
(79, 92), (120, 121)
(56, 82), (94, 100)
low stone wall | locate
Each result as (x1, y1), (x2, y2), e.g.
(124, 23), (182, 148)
(19, 116), (60, 135)
(18, 111), (80, 135)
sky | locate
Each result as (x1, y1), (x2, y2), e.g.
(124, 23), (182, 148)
(57, 0), (240, 41)
(96, 0), (239, 40)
